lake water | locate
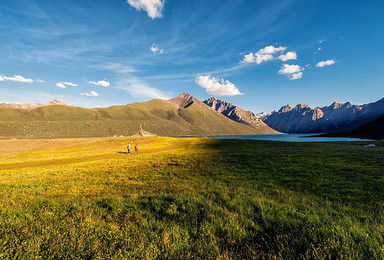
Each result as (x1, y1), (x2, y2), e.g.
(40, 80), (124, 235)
(209, 134), (372, 142)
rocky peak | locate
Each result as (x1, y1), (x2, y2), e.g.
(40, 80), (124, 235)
(169, 93), (207, 109)
(330, 101), (344, 109)
(294, 104), (311, 110)
(278, 104), (293, 113)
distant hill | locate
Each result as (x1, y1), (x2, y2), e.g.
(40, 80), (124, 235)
(321, 114), (384, 140)
(260, 98), (384, 133)
(0, 100), (67, 110)
(203, 97), (275, 131)
(0, 93), (277, 139)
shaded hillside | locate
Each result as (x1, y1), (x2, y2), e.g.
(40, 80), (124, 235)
(203, 97), (278, 134)
(261, 98), (384, 133)
(0, 94), (273, 138)
(322, 114), (384, 140)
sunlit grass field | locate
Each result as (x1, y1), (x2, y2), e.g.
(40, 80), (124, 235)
(0, 137), (383, 259)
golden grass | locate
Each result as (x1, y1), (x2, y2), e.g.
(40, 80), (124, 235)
(0, 137), (383, 258)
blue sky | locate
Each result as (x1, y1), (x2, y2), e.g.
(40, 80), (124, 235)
(0, 0), (383, 113)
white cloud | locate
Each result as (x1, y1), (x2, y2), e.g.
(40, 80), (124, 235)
(196, 75), (243, 96)
(89, 80), (110, 87)
(116, 77), (171, 100)
(278, 64), (304, 80)
(62, 82), (77, 87)
(241, 45), (286, 64)
(55, 81), (77, 88)
(127, 0), (165, 19)
(80, 91), (99, 97)
(55, 83), (66, 89)
(316, 59), (336, 68)
(277, 51), (297, 62)
(0, 75), (33, 83)
(36, 79), (46, 83)
(258, 45), (286, 55)
(242, 52), (274, 64)
(289, 72), (303, 80)
(150, 44), (164, 54)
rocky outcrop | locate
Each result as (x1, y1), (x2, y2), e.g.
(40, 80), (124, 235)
(203, 97), (271, 128)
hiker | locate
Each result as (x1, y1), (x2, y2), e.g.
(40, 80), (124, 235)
(135, 144), (138, 154)
(127, 143), (131, 154)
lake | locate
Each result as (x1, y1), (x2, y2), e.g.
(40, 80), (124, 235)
(209, 134), (373, 142)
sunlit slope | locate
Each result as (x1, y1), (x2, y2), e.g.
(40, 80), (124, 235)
(0, 99), (273, 138)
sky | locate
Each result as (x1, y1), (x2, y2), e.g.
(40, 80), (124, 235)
(0, 0), (383, 113)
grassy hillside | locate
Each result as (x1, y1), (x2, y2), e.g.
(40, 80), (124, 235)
(0, 137), (383, 258)
(0, 99), (277, 138)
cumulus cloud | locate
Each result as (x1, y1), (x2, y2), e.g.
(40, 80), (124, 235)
(116, 77), (171, 100)
(277, 51), (297, 62)
(242, 52), (274, 64)
(127, 0), (165, 19)
(80, 91), (99, 97)
(278, 64), (304, 80)
(196, 75), (243, 96)
(316, 59), (336, 68)
(0, 75), (33, 83)
(55, 81), (77, 89)
(258, 46), (287, 54)
(89, 80), (110, 87)
(150, 44), (164, 54)
(241, 45), (287, 64)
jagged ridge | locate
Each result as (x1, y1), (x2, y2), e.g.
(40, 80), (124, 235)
(261, 98), (384, 133)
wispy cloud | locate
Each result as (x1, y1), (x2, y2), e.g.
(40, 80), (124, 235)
(80, 91), (99, 97)
(316, 59), (336, 68)
(116, 77), (171, 100)
(103, 63), (136, 74)
(36, 79), (46, 83)
(278, 64), (303, 80)
(196, 75), (243, 96)
(89, 80), (110, 87)
(126, 0), (165, 19)
(0, 75), (33, 83)
(55, 81), (78, 89)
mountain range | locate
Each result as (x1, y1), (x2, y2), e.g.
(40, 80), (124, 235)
(1, 93), (383, 139)
(259, 98), (384, 133)
(0, 93), (277, 139)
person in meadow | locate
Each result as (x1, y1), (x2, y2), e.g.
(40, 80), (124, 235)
(127, 143), (131, 154)
(135, 144), (138, 154)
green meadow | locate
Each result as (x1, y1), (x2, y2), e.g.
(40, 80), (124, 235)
(0, 137), (383, 259)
